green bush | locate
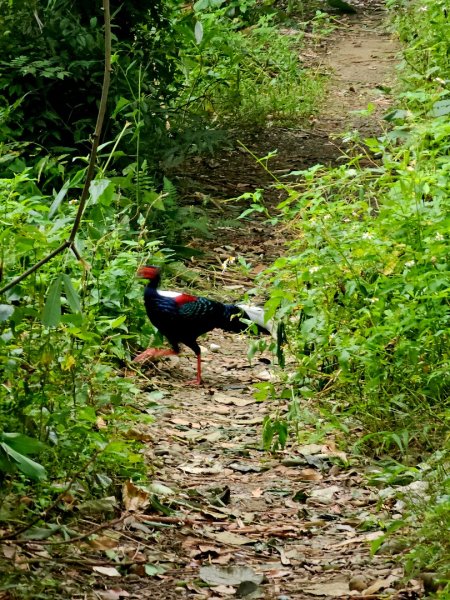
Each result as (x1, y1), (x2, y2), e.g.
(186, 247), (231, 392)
(258, 120), (448, 449)
(0, 0), (178, 166)
(243, 0), (450, 454)
(0, 162), (165, 506)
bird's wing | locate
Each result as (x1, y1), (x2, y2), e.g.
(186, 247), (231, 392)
(158, 290), (200, 307)
(176, 295), (221, 322)
(174, 293), (199, 307)
(166, 295), (221, 339)
(157, 291), (206, 319)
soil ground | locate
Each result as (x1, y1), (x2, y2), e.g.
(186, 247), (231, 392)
(1, 4), (424, 600)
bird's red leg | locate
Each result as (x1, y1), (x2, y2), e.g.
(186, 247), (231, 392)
(185, 354), (203, 386)
(133, 348), (178, 363)
(196, 353), (202, 385)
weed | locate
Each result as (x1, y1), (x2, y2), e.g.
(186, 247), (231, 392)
(248, 106), (449, 451)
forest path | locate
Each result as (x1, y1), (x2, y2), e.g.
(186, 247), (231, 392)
(28, 6), (419, 600)
(119, 8), (416, 600)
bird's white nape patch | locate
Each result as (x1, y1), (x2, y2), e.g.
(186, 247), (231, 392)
(158, 290), (182, 299)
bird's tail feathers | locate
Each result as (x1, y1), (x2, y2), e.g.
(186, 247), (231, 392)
(220, 303), (273, 336)
(237, 304), (275, 335)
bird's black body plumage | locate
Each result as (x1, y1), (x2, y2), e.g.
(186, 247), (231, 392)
(143, 280), (254, 356)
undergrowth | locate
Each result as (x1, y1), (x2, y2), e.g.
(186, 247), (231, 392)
(173, 7), (326, 129)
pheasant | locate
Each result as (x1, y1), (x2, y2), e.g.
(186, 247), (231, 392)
(134, 265), (273, 384)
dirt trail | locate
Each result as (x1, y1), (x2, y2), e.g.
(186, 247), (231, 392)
(119, 10), (413, 600)
(320, 12), (398, 134)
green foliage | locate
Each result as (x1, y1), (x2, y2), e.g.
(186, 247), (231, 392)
(255, 128), (449, 448)
(0, 433), (47, 481)
(173, 6), (324, 128)
(368, 452), (450, 595)
(387, 0), (450, 84)
(0, 0), (325, 180)
(0, 0), (179, 168)
(244, 0), (450, 455)
(404, 484), (450, 593)
(0, 154), (167, 513)
(262, 414), (288, 451)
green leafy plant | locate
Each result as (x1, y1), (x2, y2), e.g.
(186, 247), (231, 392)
(0, 145), (163, 515)
(249, 111), (449, 451)
(0, 433), (46, 481)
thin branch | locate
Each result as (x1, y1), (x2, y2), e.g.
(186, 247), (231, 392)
(68, 0), (111, 245)
(0, 0), (111, 296)
(0, 241), (71, 290)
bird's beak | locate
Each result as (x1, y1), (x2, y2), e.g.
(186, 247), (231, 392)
(137, 266), (160, 280)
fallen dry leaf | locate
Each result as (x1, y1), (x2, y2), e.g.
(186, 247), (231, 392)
(275, 545), (291, 566)
(199, 564), (263, 586)
(212, 553), (234, 565)
(96, 416), (107, 430)
(88, 532), (120, 550)
(299, 444), (324, 455)
(78, 496), (118, 515)
(93, 566), (121, 577)
(122, 480), (150, 512)
(309, 485), (341, 504)
(228, 462), (262, 473)
(1, 545), (16, 559)
(210, 585), (236, 595)
(264, 569), (291, 579)
(212, 531), (255, 546)
(298, 468), (323, 481)
(331, 530), (384, 549)
(362, 574), (398, 595)
(214, 393), (255, 406)
(255, 369), (273, 381)
(191, 544), (221, 557)
(97, 590), (130, 600)
(178, 461), (224, 475)
(303, 581), (351, 596)
(204, 430), (223, 443)
(170, 417), (201, 428)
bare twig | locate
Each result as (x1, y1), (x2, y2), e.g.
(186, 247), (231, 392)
(138, 515), (202, 526)
(0, 0), (112, 296)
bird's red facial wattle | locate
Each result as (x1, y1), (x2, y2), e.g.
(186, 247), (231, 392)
(137, 266), (160, 280)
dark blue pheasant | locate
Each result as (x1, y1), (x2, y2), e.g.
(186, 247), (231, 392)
(134, 266), (273, 384)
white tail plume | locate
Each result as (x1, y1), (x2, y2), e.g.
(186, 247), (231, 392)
(237, 304), (275, 336)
